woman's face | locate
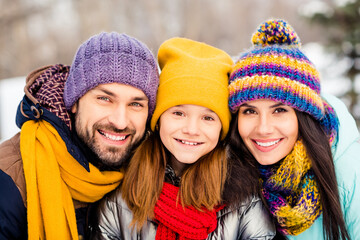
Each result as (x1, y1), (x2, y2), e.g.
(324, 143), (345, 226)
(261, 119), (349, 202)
(159, 104), (222, 174)
(237, 99), (299, 165)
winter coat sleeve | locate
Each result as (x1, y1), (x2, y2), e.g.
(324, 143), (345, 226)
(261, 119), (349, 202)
(0, 170), (27, 240)
(323, 93), (360, 239)
(237, 196), (276, 240)
(336, 138), (360, 239)
(90, 193), (123, 240)
(0, 134), (28, 240)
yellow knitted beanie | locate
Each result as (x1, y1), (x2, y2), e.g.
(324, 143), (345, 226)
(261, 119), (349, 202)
(151, 37), (233, 139)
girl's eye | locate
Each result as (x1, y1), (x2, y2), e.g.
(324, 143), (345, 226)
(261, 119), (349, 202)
(203, 116), (214, 121)
(173, 111), (184, 116)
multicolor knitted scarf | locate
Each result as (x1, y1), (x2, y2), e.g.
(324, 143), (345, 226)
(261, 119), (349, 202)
(259, 140), (322, 235)
(154, 182), (222, 240)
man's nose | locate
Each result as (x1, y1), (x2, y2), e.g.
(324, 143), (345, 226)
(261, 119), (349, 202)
(108, 105), (129, 130)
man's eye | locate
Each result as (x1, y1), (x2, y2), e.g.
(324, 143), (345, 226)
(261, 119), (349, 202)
(130, 102), (143, 107)
(98, 96), (110, 101)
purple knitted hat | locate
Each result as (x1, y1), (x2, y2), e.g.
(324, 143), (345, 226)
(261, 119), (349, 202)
(64, 32), (159, 117)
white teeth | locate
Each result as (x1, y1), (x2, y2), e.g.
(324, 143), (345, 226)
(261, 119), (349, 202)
(256, 139), (280, 147)
(102, 132), (126, 141)
(181, 140), (199, 146)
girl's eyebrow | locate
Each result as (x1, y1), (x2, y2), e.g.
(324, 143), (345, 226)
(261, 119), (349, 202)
(172, 105), (216, 113)
(203, 108), (216, 114)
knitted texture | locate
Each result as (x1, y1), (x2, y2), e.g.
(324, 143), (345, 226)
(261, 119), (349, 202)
(228, 19), (339, 143)
(154, 182), (222, 240)
(20, 120), (123, 240)
(151, 38), (233, 139)
(28, 64), (72, 129)
(64, 32), (159, 118)
(259, 141), (321, 235)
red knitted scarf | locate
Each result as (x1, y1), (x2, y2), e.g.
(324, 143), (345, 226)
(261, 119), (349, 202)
(154, 182), (223, 240)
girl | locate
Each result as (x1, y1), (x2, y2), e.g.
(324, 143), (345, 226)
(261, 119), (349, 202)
(228, 19), (360, 239)
(91, 37), (275, 239)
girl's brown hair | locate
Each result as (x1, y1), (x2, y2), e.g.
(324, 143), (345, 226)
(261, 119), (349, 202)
(121, 131), (227, 230)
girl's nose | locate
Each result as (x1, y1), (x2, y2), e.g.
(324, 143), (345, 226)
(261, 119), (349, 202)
(182, 117), (200, 136)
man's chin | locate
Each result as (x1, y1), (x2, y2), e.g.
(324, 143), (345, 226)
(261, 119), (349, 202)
(95, 151), (128, 168)
(90, 133), (145, 170)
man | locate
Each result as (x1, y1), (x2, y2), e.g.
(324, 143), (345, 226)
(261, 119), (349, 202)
(0, 32), (159, 240)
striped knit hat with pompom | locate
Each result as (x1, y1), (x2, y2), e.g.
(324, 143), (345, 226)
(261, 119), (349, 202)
(228, 19), (339, 143)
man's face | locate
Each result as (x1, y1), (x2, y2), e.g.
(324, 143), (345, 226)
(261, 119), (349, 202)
(72, 83), (149, 169)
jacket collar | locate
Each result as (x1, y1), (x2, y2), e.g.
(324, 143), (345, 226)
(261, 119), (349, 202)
(322, 93), (360, 161)
(165, 165), (181, 187)
(16, 64), (90, 171)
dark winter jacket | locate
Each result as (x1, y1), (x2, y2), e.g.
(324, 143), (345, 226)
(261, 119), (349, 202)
(0, 64), (91, 240)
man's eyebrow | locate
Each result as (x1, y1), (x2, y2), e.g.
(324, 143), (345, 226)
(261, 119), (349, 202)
(93, 87), (148, 101)
(94, 87), (116, 97)
(132, 96), (148, 101)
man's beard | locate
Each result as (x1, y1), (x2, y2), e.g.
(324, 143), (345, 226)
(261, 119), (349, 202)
(74, 116), (145, 170)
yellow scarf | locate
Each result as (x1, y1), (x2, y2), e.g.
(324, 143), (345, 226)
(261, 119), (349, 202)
(20, 120), (124, 240)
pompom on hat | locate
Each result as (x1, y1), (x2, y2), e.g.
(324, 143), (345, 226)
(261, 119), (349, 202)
(64, 32), (159, 118)
(151, 38), (234, 139)
(228, 19), (339, 142)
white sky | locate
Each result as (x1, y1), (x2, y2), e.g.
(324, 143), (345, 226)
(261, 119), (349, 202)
(0, 77), (25, 143)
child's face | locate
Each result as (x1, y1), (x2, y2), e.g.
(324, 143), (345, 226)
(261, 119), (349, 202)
(159, 104), (222, 174)
(237, 99), (299, 165)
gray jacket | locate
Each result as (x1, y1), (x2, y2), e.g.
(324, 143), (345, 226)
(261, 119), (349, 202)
(91, 190), (275, 240)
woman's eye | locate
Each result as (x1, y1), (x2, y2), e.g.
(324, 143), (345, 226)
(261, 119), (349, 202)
(274, 108), (287, 113)
(242, 108), (256, 115)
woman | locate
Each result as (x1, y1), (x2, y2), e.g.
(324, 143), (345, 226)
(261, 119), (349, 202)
(228, 19), (360, 239)
(91, 37), (275, 239)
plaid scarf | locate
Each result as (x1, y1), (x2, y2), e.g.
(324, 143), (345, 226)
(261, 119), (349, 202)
(26, 64), (72, 128)
(259, 140), (322, 235)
